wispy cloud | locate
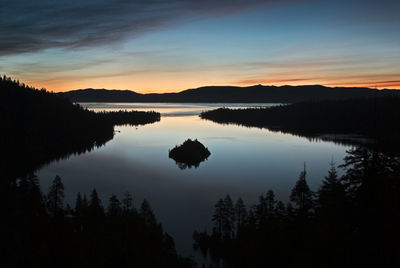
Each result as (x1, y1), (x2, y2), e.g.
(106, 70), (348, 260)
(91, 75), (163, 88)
(0, 0), (281, 56)
(235, 78), (313, 85)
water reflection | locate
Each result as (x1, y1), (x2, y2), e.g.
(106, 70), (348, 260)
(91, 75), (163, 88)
(83, 102), (280, 117)
(36, 103), (352, 263)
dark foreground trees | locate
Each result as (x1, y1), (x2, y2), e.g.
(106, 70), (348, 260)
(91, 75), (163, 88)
(0, 76), (178, 267)
(2, 175), (193, 268)
(193, 148), (400, 268)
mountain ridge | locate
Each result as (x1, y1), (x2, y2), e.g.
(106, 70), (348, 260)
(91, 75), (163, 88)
(59, 84), (400, 103)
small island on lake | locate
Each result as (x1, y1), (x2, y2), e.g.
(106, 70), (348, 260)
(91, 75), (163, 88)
(169, 139), (211, 169)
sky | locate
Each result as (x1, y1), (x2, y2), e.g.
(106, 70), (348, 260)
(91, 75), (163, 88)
(0, 0), (399, 93)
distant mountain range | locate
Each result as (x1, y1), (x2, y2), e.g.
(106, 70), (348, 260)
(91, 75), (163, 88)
(59, 85), (400, 103)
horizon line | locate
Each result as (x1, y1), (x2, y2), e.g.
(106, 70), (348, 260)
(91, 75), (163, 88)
(62, 83), (399, 94)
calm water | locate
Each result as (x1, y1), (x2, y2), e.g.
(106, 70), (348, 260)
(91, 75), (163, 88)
(37, 103), (351, 261)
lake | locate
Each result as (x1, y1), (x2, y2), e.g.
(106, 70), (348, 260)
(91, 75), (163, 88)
(36, 103), (352, 262)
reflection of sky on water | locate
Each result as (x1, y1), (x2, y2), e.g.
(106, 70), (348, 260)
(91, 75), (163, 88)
(37, 103), (350, 261)
(82, 102), (281, 117)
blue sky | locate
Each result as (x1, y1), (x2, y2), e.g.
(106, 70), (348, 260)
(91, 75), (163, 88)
(0, 0), (399, 92)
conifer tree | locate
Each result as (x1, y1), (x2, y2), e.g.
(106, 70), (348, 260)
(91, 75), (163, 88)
(318, 161), (347, 214)
(89, 188), (104, 218)
(75, 192), (83, 217)
(222, 194), (235, 239)
(235, 198), (247, 230)
(46, 175), (64, 217)
(122, 192), (134, 214)
(140, 199), (156, 225)
(212, 198), (225, 236)
(107, 194), (122, 217)
(265, 190), (276, 216)
(290, 165), (314, 216)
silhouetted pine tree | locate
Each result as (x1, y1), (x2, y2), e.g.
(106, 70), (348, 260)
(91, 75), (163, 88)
(290, 165), (314, 216)
(317, 161), (347, 215)
(122, 191), (134, 215)
(234, 198), (247, 230)
(275, 201), (286, 221)
(340, 148), (400, 267)
(212, 198), (225, 236)
(46, 175), (64, 217)
(88, 188), (104, 218)
(82, 194), (89, 212)
(255, 194), (267, 224)
(265, 190), (276, 217)
(222, 195), (235, 239)
(140, 199), (156, 226)
(75, 192), (84, 218)
(107, 194), (122, 217)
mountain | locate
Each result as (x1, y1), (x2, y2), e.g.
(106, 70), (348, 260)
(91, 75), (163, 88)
(60, 85), (400, 103)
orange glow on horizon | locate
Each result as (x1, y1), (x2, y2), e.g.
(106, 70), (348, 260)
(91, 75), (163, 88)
(25, 77), (400, 94)
(18, 69), (400, 93)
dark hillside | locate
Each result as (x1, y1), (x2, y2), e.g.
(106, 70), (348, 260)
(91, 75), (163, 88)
(60, 84), (400, 103)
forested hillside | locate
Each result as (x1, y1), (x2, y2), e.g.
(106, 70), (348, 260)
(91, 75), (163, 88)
(61, 84), (400, 103)
(0, 75), (160, 180)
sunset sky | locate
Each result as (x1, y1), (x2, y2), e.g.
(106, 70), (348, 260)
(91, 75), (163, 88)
(1, 0), (399, 93)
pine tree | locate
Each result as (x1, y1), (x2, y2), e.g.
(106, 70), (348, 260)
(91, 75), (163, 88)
(318, 161), (347, 214)
(275, 201), (286, 220)
(122, 192), (134, 214)
(75, 192), (83, 217)
(140, 199), (156, 225)
(290, 165), (314, 216)
(247, 205), (257, 226)
(107, 194), (122, 217)
(255, 194), (267, 224)
(222, 194), (235, 239)
(46, 175), (64, 217)
(286, 202), (294, 218)
(212, 198), (225, 236)
(82, 194), (89, 213)
(88, 188), (104, 218)
(265, 190), (276, 216)
(17, 173), (46, 218)
(235, 198), (247, 230)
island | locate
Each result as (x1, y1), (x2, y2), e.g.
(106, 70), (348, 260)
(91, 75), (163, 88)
(169, 139), (211, 169)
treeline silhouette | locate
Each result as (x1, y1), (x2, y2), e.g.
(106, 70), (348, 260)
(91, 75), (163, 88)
(193, 148), (400, 267)
(60, 84), (400, 103)
(2, 174), (193, 267)
(0, 75), (160, 181)
(200, 97), (400, 154)
(0, 77), (193, 266)
(98, 110), (160, 126)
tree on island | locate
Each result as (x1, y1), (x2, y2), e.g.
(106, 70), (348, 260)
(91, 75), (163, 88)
(168, 139), (211, 169)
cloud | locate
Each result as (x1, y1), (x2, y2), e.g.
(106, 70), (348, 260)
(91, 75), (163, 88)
(325, 80), (400, 88)
(0, 0), (277, 56)
(235, 78), (313, 85)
